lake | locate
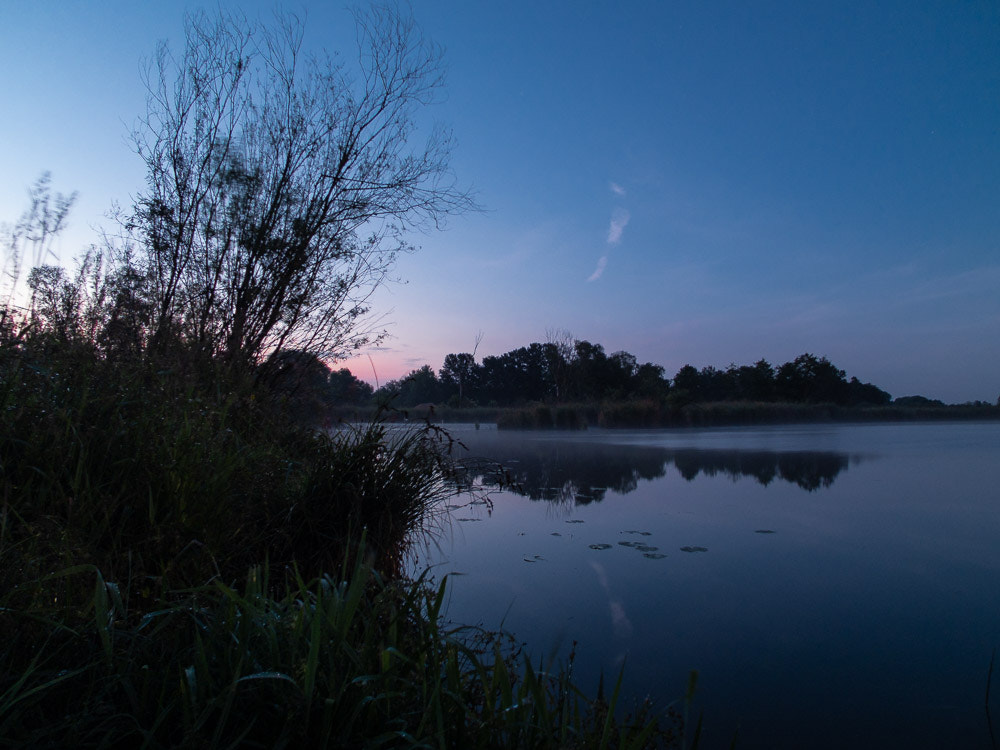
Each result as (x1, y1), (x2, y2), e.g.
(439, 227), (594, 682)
(406, 421), (1000, 749)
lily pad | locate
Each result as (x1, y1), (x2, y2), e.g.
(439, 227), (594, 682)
(550, 532), (562, 537)
(755, 529), (776, 534)
(456, 517), (481, 522)
(680, 546), (708, 553)
(565, 519), (585, 524)
(635, 545), (659, 553)
(589, 543), (613, 550)
(643, 553), (667, 560)
(618, 541), (641, 548)
(622, 530), (652, 536)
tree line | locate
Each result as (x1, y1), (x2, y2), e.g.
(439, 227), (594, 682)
(290, 339), (895, 412)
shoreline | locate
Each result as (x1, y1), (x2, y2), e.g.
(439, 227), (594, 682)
(328, 400), (1000, 430)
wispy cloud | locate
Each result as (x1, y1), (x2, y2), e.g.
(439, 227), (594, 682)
(607, 208), (630, 245)
(587, 255), (607, 282)
(610, 182), (626, 197)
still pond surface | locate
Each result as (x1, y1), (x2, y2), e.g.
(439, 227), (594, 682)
(407, 421), (1000, 749)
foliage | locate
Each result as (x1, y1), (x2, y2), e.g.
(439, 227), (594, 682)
(380, 341), (894, 411)
(0, 6), (687, 745)
(130, 6), (472, 372)
(1, 560), (683, 748)
(0, 318), (683, 747)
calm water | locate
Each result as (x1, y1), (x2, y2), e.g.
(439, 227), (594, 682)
(407, 421), (1000, 749)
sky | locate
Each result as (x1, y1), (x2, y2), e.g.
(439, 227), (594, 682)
(2, 1), (998, 403)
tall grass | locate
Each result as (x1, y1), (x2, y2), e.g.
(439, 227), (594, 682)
(0, 330), (687, 747)
(1, 555), (684, 747)
(0, 338), (455, 585)
(496, 404), (590, 430)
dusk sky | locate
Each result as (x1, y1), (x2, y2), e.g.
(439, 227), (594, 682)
(2, 1), (998, 403)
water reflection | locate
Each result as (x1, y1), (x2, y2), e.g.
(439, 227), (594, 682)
(454, 434), (853, 503)
(670, 448), (849, 491)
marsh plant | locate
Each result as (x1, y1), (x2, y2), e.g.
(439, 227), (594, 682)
(0, 5), (689, 743)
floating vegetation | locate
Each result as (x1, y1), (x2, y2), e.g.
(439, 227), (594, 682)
(456, 517), (482, 522)
(565, 519), (585, 524)
(680, 546), (708, 553)
(551, 532), (562, 536)
(589, 543), (613, 550)
(622, 530), (653, 536)
(522, 554), (545, 562)
(618, 540), (660, 553)
(755, 529), (776, 534)
(643, 553), (667, 559)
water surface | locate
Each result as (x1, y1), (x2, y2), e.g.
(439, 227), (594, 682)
(409, 422), (1000, 749)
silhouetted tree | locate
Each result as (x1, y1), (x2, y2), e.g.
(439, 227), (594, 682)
(131, 6), (471, 373)
(544, 328), (575, 401)
(845, 377), (891, 406)
(328, 367), (374, 405)
(775, 353), (847, 403)
(269, 349), (335, 423)
(634, 362), (669, 399)
(730, 359), (776, 401)
(697, 365), (734, 401)
(894, 395), (944, 407)
(672, 364), (702, 399)
(439, 352), (480, 405)
(567, 340), (609, 401)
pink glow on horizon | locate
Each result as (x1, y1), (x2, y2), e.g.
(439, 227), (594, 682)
(334, 353), (424, 388)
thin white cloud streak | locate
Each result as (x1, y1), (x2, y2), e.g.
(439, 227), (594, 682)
(587, 255), (607, 282)
(610, 182), (626, 197)
(607, 208), (630, 245)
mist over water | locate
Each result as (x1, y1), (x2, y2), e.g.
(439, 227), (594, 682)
(411, 422), (1000, 749)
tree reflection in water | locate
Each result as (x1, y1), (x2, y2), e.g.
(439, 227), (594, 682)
(450, 434), (853, 505)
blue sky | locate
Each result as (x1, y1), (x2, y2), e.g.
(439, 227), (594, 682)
(2, 1), (998, 402)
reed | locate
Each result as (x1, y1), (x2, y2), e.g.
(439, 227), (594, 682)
(0, 331), (686, 747)
(1, 556), (683, 748)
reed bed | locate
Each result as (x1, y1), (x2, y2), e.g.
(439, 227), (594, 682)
(0, 336), (687, 747)
(1, 557), (685, 748)
(495, 399), (1000, 430)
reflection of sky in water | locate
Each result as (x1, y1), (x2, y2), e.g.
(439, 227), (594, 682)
(411, 422), (1000, 750)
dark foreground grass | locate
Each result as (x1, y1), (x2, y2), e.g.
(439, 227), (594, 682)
(1, 559), (686, 748)
(0, 337), (688, 747)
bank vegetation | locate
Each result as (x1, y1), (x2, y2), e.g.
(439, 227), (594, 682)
(1, 6), (683, 747)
